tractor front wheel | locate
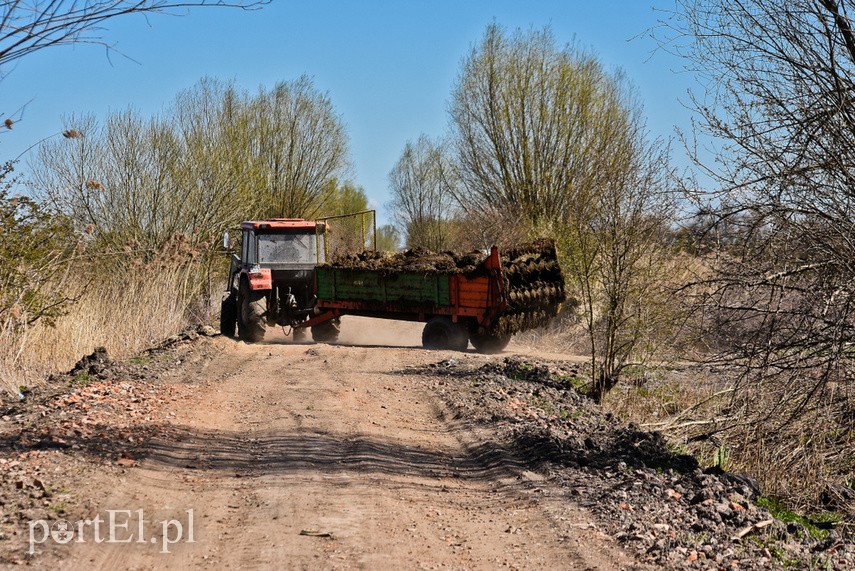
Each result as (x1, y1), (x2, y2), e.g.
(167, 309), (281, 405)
(422, 317), (469, 351)
(238, 285), (267, 343)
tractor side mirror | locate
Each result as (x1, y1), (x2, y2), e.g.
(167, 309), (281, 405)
(223, 232), (230, 249)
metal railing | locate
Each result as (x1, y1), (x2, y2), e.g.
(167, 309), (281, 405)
(315, 210), (377, 261)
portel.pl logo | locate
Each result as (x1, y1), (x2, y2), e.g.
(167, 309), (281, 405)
(29, 509), (195, 554)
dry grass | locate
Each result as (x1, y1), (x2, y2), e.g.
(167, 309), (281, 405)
(0, 259), (214, 395)
(602, 364), (854, 524)
(513, 320), (589, 356)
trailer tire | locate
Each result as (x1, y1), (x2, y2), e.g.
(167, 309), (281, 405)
(422, 317), (469, 351)
(312, 318), (340, 343)
(238, 285), (267, 343)
(219, 290), (238, 338)
(470, 332), (511, 354)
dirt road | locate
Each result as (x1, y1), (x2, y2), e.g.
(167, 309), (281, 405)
(43, 318), (637, 570)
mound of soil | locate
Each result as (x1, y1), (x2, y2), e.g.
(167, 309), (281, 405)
(0, 325), (219, 564)
(327, 247), (485, 275)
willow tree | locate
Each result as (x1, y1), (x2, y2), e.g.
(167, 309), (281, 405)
(32, 111), (188, 252)
(450, 25), (675, 399)
(249, 77), (349, 218)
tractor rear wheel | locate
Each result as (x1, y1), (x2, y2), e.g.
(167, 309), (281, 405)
(219, 290), (238, 338)
(311, 318), (340, 343)
(469, 331), (511, 354)
(238, 285), (267, 343)
(422, 317), (469, 351)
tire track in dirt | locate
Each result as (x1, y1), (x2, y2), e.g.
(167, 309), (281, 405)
(48, 329), (642, 570)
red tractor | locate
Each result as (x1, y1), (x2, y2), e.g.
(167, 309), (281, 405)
(220, 218), (340, 343)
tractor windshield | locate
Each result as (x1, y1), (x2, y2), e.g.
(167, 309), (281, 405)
(257, 232), (323, 266)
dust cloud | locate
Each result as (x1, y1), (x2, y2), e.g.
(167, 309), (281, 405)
(335, 316), (423, 347)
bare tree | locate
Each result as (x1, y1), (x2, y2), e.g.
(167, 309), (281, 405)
(0, 1), (267, 129)
(31, 76), (350, 250)
(662, 0), (855, 506)
(388, 135), (457, 250)
(33, 111), (192, 252)
(0, 1), (266, 75)
(667, 0), (855, 404)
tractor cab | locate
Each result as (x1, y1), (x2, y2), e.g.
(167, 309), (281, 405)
(237, 219), (326, 271)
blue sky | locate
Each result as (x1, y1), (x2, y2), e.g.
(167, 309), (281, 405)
(0, 0), (697, 224)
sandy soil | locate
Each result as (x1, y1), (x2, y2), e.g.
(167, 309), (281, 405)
(36, 318), (641, 570)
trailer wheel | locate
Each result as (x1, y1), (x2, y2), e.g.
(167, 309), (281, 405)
(422, 317), (469, 351)
(238, 284), (267, 343)
(470, 332), (511, 354)
(311, 318), (340, 343)
(219, 290), (238, 338)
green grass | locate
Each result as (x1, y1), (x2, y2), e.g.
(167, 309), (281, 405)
(755, 496), (843, 540)
(555, 374), (588, 392)
(767, 544), (801, 567)
(48, 501), (68, 515)
(505, 362), (535, 381)
(530, 396), (555, 415)
(713, 444), (730, 471)
(667, 441), (690, 456)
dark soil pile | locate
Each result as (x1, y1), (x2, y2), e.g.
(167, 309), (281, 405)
(328, 247), (485, 275)
(404, 356), (854, 570)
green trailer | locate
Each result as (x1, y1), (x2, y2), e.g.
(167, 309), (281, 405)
(301, 242), (565, 353)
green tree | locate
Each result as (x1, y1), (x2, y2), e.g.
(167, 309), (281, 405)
(317, 179), (373, 256)
(0, 162), (76, 327)
(376, 224), (401, 251)
(450, 24), (675, 399)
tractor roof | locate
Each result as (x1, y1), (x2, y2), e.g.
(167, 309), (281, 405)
(240, 219), (323, 232)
